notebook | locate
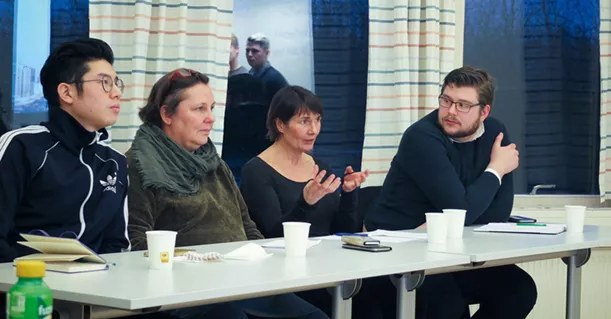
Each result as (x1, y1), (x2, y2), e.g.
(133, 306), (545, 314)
(13, 234), (108, 273)
(473, 223), (566, 235)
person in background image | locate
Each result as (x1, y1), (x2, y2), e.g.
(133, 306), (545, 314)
(229, 33), (249, 77)
(246, 33), (289, 104)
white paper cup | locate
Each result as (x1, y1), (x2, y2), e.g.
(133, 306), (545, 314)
(425, 213), (448, 244)
(282, 222), (311, 257)
(565, 205), (586, 233)
(146, 230), (177, 270)
(443, 209), (466, 239)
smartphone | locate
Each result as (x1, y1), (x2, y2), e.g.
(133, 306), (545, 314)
(342, 244), (392, 252)
(508, 215), (537, 223)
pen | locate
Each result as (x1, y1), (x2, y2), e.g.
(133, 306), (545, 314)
(517, 223), (547, 226)
(335, 232), (369, 237)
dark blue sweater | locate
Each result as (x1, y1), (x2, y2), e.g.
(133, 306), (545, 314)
(0, 108), (131, 262)
(250, 63), (289, 104)
(365, 110), (514, 231)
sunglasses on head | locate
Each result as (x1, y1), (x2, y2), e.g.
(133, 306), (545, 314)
(169, 68), (199, 83)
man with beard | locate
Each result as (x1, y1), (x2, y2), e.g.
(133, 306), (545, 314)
(364, 67), (537, 319)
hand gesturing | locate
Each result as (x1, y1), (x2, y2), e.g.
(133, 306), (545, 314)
(302, 165), (342, 205)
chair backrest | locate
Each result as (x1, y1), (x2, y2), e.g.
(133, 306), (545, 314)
(222, 101), (271, 183)
(223, 74), (271, 183)
(357, 186), (382, 230)
(226, 73), (268, 107)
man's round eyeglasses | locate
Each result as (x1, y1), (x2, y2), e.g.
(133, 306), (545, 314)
(75, 75), (125, 93)
(438, 96), (482, 113)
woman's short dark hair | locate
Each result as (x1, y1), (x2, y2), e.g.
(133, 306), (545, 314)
(139, 69), (210, 128)
(266, 86), (323, 141)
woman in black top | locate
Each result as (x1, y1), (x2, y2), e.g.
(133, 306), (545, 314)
(240, 85), (368, 238)
(241, 86), (382, 318)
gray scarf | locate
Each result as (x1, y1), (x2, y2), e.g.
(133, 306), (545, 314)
(131, 123), (220, 195)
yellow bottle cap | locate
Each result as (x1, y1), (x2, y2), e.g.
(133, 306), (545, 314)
(15, 261), (46, 278)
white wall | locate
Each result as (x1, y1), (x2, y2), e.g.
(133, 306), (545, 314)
(232, 0), (315, 91)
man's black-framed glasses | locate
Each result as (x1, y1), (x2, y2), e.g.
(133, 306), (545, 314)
(77, 75), (125, 93)
(438, 95), (482, 113)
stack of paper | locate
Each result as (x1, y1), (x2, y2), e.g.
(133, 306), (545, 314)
(319, 230), (427, 243)
(474, 223), (566, 235)
(367, 230), (428, 241)
(261, 239), (321, 249)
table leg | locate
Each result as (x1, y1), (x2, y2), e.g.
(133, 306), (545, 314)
(329, 279), (362, 319)
(562, 249), (591, 319)
(390, 271), (425, 319)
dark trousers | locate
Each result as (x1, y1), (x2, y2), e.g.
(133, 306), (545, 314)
(120, 293), (328, 319)
(416, 265), (537, 319)
(296, 277), (397, 319)
(338, 265), (536, 319)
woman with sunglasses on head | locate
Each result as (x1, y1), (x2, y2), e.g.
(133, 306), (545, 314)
(126, 68), (328, 319)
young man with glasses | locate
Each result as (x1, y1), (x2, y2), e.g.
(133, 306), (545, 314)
(364, 67), (537, 318)
(0, 38), (130, 262)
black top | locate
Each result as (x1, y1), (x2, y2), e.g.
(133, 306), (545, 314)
(0, 108), (130, 262)
(365, 110), (514, 231)
(240, 156), (359, 238)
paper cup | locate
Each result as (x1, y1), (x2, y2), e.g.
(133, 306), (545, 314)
(282, 222), (311, 257)
(443, 209), (466, 239)
(425, 213), (447, 244)
(146, 230), (177, 270)
(565, 205), (586, 233)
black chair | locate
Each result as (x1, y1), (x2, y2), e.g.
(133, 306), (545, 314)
(223, 74), (271, 184)
(226, 73), (268, 108)
(356, 186), (382, 231)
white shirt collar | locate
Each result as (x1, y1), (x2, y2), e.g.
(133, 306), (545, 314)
(449, 123), (485, 143)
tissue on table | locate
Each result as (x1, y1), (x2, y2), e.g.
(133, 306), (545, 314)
(224, 243), (272, 261)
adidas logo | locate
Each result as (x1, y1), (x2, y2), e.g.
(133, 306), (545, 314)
(100, 173), (117, 194)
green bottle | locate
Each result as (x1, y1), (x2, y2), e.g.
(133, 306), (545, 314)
(6, 261), (53, 319)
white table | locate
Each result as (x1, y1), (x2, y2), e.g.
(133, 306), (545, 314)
(421, 225), (611, 319)
(0, 239), (471, 319)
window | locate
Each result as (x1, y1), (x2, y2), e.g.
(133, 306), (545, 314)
(464, 0), (600, 195)
(0, 0), (88, 129)
(0, 0), (14, 128)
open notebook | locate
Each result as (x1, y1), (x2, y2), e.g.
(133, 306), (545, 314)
(474, 223), (566, 235)
(14, 234), (108, 273)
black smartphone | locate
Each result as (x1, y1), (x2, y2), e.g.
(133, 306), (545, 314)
(342, 244), (392, 252)
(508, 215), (537, 223)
